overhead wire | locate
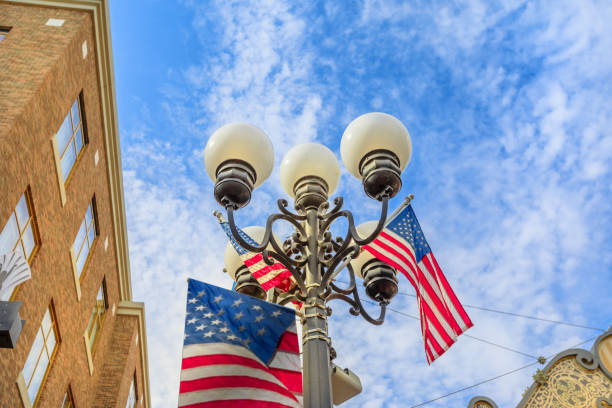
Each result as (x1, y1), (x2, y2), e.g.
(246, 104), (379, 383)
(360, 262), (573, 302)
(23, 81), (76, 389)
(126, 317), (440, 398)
(332, 278), (606, 332)
(331, 279), (606, 405)
(395, 291), (606, 332)
(405, 335), (601, 408)
(362, 299), (542, 361)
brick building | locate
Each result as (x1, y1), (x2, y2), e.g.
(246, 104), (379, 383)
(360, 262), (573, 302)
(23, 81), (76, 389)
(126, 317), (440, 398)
(0, 1), (150, 406)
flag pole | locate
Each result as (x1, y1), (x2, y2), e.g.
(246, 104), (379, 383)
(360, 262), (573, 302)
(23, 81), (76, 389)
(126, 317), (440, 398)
(213, 210), (225, 223)
(385, 194), (414, 225)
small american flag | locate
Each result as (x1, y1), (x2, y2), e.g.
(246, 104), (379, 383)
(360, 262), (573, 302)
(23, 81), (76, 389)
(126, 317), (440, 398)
(180, 279), (302, 407)
(363, 204), (473, 363)
(220, 222), (294, 292)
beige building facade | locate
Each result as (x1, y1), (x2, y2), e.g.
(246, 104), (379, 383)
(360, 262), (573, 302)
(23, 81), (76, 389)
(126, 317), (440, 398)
(467, 326), (612, 408)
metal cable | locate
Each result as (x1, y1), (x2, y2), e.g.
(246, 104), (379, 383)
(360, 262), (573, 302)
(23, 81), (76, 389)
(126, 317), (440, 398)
(405, 293), (606, 332)
(333, 279), (606, 332)
(406, 335), (600, 408)
(362, 300), (542, 361)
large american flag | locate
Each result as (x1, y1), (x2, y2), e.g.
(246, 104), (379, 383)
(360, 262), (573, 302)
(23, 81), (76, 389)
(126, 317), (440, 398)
(220, 222), (295, 292)
(363, 204), (473, 363)
(180, 279), (302, 407)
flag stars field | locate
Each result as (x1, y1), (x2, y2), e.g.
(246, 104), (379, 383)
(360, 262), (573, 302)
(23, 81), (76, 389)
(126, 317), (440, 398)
(179, 279), (302, 407)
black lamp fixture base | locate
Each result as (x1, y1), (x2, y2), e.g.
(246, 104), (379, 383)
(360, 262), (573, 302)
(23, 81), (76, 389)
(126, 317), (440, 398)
(359, 149), (402, 200)
(293, 176), (329, 212)
(361, 259), (398, 304)
(234, 266), (266, 300)
(214, 160), (257, 209)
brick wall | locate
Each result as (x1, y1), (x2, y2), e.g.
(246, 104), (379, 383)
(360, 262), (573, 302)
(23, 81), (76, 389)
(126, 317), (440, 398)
(92, 315), (143, 408)
(0, 2), (146, 406)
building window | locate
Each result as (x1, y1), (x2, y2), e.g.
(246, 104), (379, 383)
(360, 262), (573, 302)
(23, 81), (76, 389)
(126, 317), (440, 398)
(21, 305), (59, 406)
(62, 386), (75, 408)
(0, 188), (40, 301)
(56, 94), (86, 183)
(125, 373), (137, 408)
(86, 278), (107, 353)
(0, 27), (10, 42)
(73, 198), (98, 278)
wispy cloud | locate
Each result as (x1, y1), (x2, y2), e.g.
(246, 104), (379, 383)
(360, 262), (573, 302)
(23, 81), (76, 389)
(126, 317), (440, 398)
(115, 0), (612, 406)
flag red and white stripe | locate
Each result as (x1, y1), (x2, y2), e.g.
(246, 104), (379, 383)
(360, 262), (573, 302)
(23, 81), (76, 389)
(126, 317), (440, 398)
(363, 205), (473, 363)
(241, 252), (295, 292)
(179, 323), (302, 408)
(220, 221), (295, 292)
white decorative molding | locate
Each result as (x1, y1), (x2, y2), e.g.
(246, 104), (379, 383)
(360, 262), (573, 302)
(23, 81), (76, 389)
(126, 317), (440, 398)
(45, 18), (64, 27)
(117, 301), (150, 407)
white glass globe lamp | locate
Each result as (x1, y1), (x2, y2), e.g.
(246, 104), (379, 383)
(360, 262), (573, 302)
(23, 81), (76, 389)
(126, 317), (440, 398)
(279, 143), (340, 210)
(340, 112), (411, 200)
(204, 123), (274, 208)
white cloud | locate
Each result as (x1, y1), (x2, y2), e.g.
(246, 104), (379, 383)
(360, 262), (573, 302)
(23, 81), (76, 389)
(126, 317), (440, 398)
(118, 0), (612, 406)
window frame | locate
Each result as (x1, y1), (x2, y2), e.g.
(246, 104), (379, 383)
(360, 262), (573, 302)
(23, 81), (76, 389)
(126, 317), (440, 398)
(62, 385), (75, 408)
(125, 372), (137, 408)
(51, 92), (88, 206)
(73, 196), (99, 282)
(21, 302), (61, 407)
(57, 92), (88, 185)
(0, 187), (40, 301)
(86, 277), (108, 355)
(0, 26), (11, 42)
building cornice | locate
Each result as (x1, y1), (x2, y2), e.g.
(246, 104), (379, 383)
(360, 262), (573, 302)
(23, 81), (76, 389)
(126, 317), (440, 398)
(117, 301), (151, 408)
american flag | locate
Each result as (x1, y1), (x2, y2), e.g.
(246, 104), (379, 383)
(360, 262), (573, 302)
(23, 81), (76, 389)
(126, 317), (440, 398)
(363, 204), (473, 363)
(180, 279), (302, 407)
(220, 222), (295, 292)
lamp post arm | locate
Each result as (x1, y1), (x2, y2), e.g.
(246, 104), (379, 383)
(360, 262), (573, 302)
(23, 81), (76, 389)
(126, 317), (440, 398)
(224, 206), (307, 254)
(225, 206), (267, 252)
(320, 245), (360, 289)
(318, 196), (344, 220)
(261, 249), (308, 296)
(346, 195), (389, 245)
(224, 206), (309, 295)
(319, 196), (389, 246)
(277, 199), (308, 220)
(326, 263), (387, 325)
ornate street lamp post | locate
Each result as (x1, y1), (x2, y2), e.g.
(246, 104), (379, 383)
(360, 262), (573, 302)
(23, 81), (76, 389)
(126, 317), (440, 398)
(204, 112), (412, 408)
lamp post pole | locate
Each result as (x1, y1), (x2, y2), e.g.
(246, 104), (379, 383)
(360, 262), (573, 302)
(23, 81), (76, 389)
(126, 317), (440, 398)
(302, 208), (333, 407)
(206, 112), (413, 408)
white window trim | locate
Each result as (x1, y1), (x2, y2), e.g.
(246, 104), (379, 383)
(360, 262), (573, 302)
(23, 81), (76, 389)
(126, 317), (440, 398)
(69, 247), (81, 301)
(16, 372), (32, 408)
(50, 135), (67, 207)
(83, 330), (94, 375)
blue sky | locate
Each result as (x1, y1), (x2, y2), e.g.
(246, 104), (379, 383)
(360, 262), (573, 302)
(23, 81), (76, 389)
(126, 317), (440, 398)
(109, 1), (612, 406)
